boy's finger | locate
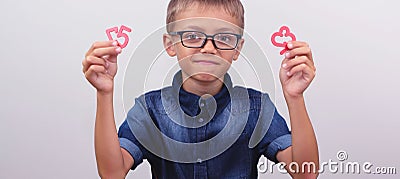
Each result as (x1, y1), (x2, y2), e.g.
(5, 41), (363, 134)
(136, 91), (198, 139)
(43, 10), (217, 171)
(287, 63), (306, 76)
(286, 41), (309, 50)
(281, 57), (290, 67)
(287, 64), (315, 81)
(282, 56), (315, 72)
(90, 65), (106, 73)
(91, 46), (122, 59)
(82, 56), (107, 73)
(284, 46), (313, 63)
(286, 41), (314, 63)
(86, 40), (118, 56)
(85, 65), (107, 80)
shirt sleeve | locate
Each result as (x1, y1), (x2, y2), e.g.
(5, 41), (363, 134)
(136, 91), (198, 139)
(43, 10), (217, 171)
(256, 94), (292, 163)
(117, 96), (149, 170)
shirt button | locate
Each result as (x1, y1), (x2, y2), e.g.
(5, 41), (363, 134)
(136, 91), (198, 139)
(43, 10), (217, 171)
(198, 118), (204, 123)
(197, 158), (202, 163)
(200, 102), (205, 107)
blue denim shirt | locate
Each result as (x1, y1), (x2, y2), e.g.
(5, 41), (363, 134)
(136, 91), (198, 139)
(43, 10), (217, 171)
(118, 71), (292, 178)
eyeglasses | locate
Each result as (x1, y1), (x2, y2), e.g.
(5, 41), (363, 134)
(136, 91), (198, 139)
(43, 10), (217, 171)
(169, 31), (242, 50)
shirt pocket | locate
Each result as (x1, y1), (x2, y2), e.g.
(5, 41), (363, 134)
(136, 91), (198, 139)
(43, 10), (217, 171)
(208, 132), (251, 179)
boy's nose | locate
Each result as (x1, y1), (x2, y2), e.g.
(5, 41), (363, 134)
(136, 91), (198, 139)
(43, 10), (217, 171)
(200, 39), (217, 54)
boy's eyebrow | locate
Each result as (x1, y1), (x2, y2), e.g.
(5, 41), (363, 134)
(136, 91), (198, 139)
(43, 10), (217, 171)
(215, 27), (237, 33)
(181, 25), (237, 33)
(181, 25), (205, 31)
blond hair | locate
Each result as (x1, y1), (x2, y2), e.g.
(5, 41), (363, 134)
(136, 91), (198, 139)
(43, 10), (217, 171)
(166, 0), (245, 32)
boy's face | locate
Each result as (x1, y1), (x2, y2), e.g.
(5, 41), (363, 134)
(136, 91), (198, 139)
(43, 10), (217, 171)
(163, 3), (244, 83)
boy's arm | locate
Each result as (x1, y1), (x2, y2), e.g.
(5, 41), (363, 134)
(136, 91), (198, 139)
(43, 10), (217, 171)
(276, 41), (319, 179)
(95, 92), (134, 178)
(82, 41), (133, 178)
(277, 96), (319, 178)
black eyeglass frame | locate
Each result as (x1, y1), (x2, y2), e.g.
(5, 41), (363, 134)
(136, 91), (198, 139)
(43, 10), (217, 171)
(169, 31), (242, 50)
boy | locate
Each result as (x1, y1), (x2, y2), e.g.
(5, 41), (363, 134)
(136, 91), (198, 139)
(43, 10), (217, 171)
(82, 0), (318, 178)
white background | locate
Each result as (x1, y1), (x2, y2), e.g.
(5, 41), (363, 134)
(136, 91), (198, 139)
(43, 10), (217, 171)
(0, 0), (399, 178)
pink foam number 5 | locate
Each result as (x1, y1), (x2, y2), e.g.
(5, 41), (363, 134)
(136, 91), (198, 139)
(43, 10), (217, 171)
(106, 25), (132, 49)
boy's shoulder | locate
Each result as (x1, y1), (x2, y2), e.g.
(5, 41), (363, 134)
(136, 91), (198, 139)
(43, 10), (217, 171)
(137, 85), (271, 104)
(141, 85), (266, 95)
(131, 86), (276, 119)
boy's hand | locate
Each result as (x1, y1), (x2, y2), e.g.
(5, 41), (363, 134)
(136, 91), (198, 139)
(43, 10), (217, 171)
(279, 41), (316, 98)
(82, 40), (122, 94)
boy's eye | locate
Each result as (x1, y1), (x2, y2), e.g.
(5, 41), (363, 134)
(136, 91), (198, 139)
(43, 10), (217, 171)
(184, 33), (200, 40)
(216, 34), (234, 43)
(220, 36), (231, 42)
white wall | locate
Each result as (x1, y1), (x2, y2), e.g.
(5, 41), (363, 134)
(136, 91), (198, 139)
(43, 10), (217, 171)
(0, 0), (399, 178)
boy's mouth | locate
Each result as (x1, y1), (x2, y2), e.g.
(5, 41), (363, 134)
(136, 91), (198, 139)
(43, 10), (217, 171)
(193, 60), (220, 65)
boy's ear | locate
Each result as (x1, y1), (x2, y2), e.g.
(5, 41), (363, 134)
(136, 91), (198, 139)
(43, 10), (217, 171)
(163, 34), (177, 57)
(233, 39), (245, 61)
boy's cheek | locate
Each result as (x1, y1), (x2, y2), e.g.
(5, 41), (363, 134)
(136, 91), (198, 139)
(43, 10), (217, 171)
(176, 48), (198, 59)
(220, 52), (237, 63)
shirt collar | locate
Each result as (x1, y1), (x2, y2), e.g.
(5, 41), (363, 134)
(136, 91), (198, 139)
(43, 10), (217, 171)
(172, 70), (233, 117)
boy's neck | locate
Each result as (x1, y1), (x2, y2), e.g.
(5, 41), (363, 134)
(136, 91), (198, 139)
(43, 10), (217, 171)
(181, 72), (224, 97)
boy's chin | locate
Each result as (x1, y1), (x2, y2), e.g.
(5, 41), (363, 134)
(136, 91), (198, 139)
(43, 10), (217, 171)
(181, 69), (227, 83)
(190, 72), (223, 82)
